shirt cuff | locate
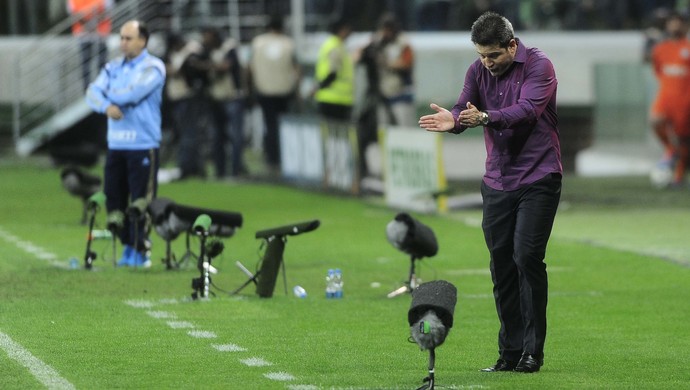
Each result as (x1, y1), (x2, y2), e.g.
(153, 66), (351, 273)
(453, 114), (463, 133)
(101, 101), (113, 114)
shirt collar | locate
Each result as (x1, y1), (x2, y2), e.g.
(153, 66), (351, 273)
(122, 49), (149, 66)
(513, 39), (527, 63)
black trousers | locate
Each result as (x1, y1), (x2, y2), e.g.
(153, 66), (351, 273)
(318, 102), (352, 122)
(104, 149), (159, 251)
(481, 173), (561, 363)
(257, 95), (290, 168)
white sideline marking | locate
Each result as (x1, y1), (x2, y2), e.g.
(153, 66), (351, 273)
(0, 330), (76, 390)
(264, 372), (295, 381)
(123, 299), (156, 309)
(167, 321), (195, 329)
(0, 226), (62, 267)
(241, 357), (272, 367)
(187, 330), (217, 338)
(212, 343), (247, 352)
(124, 298), (308, 386)
(146, 311), (176, 319)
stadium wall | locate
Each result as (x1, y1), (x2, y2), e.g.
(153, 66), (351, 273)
(0, 31), (644, 106)
(1, 32), (649, 173)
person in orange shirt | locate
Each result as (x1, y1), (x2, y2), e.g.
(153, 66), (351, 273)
(650, 11), (690, 188)
(67, 0), (114, 90)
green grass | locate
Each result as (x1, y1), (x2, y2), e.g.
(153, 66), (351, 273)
(1, 158), (689, 389)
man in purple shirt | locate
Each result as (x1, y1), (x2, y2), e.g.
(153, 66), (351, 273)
(419, 12), (562, 373)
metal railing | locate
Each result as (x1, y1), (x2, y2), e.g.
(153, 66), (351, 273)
(11, 0), (166, 155)
(10, 0), (333, 156)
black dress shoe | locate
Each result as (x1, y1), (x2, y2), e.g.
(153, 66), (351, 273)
(480, 358), (518, 372)
(514, 354), (543, 373)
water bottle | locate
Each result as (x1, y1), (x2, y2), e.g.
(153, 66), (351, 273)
(333, 268), (343, 298)
(91, 229), (112, 240)
(293, 285), (307, 298)
(325, 269), (336, 298)
(69, 257), (79, 269)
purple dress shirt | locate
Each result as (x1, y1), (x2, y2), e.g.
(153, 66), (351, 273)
(451, 39), (562, 191)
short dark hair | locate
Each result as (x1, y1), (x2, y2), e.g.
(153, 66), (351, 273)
(667, 10), (689, 24)
(470, 12), (514, 48)
(379, 13), (400, 34)
(136, 20), (150, 45)
(329, 18), (350, 35)
(267, 15), (284, 31)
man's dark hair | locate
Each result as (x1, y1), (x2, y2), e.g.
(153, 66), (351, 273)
(379, 13), (400, 34)
(667, 10), (689, 24)
(470, 12), (514, 48)
(201, 26), (223, 48)
(267, 14), (284, 31)
(136, 20), (150, 46)
(329, 18), (350, 35)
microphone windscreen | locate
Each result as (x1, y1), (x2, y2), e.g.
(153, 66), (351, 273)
(385, 219), (408, 250)
(408, 280), (457, 329)
(193, 214), (212, 234)
(205, 237), (225, 259)
(175, 204), (243, 229)
(393, 213), (438, 258)
(87, 191), (106, 210)
(147, 197), (175, 224)
(153, 211), (189, 241)
(107, 210), (125, 232)
(410, 310), (448, 350)
(128, 198), (148, 218)
(61, 166), (101, 191)
(61, 172), (81, 193)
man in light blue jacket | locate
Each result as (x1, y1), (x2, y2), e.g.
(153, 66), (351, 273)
(86, 19), (166, 267)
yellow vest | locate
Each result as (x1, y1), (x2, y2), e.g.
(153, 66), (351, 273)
(315, 35), (354, 106)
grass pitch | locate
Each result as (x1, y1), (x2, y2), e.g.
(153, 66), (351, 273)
(1, 157), (689, 389)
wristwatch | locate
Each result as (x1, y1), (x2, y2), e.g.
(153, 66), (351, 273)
(480, 111), (489, 125)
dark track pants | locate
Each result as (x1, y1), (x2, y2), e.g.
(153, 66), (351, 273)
(104, 149), (159, 250)
(481, 173), (561, 363)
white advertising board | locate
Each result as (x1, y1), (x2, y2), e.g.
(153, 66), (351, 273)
(382, 127), (447, 213)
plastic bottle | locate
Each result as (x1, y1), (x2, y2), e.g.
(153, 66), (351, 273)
(69, 257), (79, 269)
(325, 269), (336, 298)
(90, 229), (112, 240)
(293, 285), (307, 298)
(333, 268), (343, 298)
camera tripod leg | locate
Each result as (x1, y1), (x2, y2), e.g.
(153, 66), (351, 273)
(415, 348), (435, 390)
(231, 263), (261, 295)
(387, 256), (420, 298)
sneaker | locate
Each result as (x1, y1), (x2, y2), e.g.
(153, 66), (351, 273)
(117, 245), (135, 267)
(131, 250), (152, 268)
(658, 153), (678, 170)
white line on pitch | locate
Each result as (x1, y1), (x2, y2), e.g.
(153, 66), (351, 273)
(212, 343), (247, 352)
(124, 298), (302, 385)
(146, 310), (176, 319)
(187, 330), (218, 338)
(123, 299), (156, 308)
(0, 330), (76, 390)
(241, 357), (272, 367)
(264, 371), (295, 381)
(0, 226), (63, 267)
(167, 321), (195, 329)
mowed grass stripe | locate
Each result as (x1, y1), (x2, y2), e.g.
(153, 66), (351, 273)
(0, 330), (75, 390)
(1, 161), (689, 388)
